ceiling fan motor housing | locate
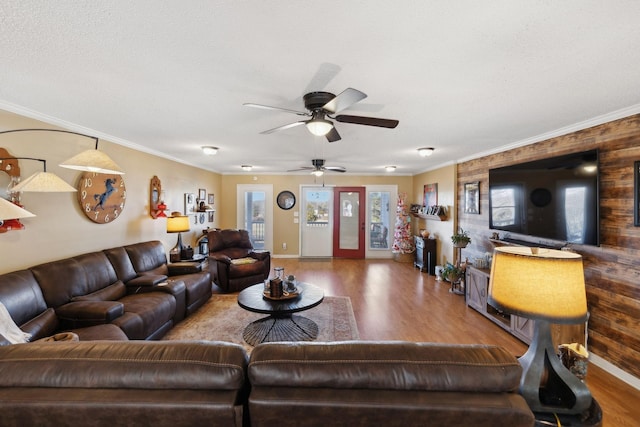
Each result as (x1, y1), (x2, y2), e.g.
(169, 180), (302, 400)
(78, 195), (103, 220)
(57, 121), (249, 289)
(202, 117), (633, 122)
(311, 159), (326, 168)
(303, 92), (335, 111)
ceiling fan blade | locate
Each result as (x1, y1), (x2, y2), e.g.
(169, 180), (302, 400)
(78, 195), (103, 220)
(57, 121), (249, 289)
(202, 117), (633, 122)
(322, 88), (367, 113)
(287, 166), (314, 172)
(324, 166), (347, 173)
(325, 127), (341, 142)
(243, 103), (309, 116)
(335, 114), (399, 128)
(260, 121), (306, 134)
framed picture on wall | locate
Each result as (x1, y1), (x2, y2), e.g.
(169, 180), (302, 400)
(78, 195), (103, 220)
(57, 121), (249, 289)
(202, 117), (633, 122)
(198, 188), (207, 200)
(184, 193), (196, 214)
(464, 182), (480, 214)
(423, 183), (438, 207)
(208, 193), (215, 205)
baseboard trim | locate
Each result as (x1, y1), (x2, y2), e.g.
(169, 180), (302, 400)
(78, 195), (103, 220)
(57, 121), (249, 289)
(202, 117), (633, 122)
(591, 353), (640, 391)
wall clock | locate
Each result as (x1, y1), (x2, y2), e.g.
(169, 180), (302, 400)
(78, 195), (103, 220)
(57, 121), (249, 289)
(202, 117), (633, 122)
(277, 190), (296, 210)
(77, 172), (127, 223)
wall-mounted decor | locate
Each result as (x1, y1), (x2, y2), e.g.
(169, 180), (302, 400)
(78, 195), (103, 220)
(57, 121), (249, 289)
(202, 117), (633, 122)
(276, 190), (296, 210)
(184, 193), (196, 215)
(208, 211), (215, 223)
(198, 188), (206, 200)
(635, 161), (640, 226)
(423, 183), (437, 207)
(77, 172), (127, 224)
(149, 175), (164, 219)
(464, 181), (480, 214)
(208, 193), (215, 205)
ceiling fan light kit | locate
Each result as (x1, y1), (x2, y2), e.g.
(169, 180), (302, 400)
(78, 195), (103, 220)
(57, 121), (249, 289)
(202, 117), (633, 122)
(305, 118), (333, 136)
(418, 147), (435, 157)
(201, 146), (218, 155)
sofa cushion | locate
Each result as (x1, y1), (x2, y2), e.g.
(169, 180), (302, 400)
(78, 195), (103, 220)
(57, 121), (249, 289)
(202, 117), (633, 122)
(249, 341), (522, 392)
(0, 269), (49, 325)
(32, 252), (119, 308)
(111, 293), (175, 340)
(71, 281), (127, 302)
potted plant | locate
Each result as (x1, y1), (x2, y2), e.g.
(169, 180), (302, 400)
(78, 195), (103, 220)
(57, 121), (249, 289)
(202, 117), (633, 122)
(451, 228), (471, 248)
(441, 262), (464, 283)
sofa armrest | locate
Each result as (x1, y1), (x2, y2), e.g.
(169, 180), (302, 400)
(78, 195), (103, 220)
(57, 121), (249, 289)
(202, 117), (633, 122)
(249, 251), (270, 261)
(210, 255), (232, 265)
(168, 261), (205, 275)
(56, 301), (124, 326)
(126, 274), (168, 287)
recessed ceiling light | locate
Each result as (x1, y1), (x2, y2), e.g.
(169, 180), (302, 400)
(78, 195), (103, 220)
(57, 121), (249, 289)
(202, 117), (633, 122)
(202, 146), (218, 155)
(418, 147), (435, 157)
(385, 165), (396, 172)
(241, 165), (253, 171)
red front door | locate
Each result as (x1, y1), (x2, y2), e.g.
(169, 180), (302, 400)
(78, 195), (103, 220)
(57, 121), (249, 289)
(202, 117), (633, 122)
(332, 187), (365, 258)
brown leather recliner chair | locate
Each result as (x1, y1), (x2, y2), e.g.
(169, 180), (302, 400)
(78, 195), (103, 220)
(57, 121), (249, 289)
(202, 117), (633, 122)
(208, 229), (271, 292)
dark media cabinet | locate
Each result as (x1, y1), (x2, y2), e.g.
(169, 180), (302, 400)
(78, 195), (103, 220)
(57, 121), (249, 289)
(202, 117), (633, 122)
(414, 236), (437, 275)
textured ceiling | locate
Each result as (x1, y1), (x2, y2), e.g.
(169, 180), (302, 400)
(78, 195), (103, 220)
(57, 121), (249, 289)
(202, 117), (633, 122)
(1, 1), (640, 175)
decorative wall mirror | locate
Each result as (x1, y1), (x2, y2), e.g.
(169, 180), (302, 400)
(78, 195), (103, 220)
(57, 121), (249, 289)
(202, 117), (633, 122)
(150, 175), (162, 218)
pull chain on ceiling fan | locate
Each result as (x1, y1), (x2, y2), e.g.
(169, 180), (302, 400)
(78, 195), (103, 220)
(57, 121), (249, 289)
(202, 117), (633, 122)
(244, 88), (398, 142)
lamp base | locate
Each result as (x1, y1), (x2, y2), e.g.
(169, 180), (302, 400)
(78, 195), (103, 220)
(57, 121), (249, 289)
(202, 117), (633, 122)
(534, 397), (602, 427)
(519, 319), (592, 415)
(170, 232), (184, 263)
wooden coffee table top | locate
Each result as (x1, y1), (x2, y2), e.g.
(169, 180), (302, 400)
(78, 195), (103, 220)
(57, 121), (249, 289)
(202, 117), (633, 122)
(237, 282), (324, 315)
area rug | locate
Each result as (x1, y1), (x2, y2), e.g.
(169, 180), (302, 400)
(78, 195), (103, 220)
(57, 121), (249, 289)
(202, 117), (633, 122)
(163, 294), (359, 353)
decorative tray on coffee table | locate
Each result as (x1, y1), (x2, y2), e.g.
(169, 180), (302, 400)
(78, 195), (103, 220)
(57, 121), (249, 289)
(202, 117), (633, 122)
(262, 286), (302, 301)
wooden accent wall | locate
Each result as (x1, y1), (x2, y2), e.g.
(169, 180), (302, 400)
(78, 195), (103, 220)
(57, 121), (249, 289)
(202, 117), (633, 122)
(457, 114), (640, 379)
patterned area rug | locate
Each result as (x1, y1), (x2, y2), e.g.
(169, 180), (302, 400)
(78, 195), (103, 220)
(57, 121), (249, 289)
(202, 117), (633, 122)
(163, 294), (359, 353)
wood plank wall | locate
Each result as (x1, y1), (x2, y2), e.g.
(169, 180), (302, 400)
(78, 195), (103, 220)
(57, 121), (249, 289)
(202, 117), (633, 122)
(456, 114), (640, 379)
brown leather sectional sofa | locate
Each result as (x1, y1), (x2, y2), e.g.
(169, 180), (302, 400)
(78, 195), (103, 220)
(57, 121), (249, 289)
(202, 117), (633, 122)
(0, 241), (535, 426)
(0, 340), (535, 426)
(0, 240), (211, 342)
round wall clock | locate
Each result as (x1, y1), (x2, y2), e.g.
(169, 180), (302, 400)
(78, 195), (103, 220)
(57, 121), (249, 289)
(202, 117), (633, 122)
(77, 172), (127, 223)
(277, 190), (296, 210)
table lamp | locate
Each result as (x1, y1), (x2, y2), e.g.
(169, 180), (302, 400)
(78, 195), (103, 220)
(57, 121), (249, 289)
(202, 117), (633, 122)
(488, 246), (592, 415)
(166, 212), (190, 261)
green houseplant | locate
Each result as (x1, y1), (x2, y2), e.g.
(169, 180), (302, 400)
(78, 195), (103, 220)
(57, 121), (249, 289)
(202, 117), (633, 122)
(441, 262), (464, 283)
(451, 228), (471, 248)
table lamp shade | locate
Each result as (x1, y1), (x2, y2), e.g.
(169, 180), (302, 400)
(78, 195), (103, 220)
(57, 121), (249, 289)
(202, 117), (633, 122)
(166, 215), (190, 233)
(489, 246), (587, 324)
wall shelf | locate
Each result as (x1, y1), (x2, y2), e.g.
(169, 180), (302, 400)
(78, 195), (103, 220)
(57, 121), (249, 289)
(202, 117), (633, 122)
(411, 212), (447, 221)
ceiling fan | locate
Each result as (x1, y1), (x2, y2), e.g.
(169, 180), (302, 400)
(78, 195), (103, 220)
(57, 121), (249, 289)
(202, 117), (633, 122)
(287, 159), (346, 176)
(244, 88), (399, 142)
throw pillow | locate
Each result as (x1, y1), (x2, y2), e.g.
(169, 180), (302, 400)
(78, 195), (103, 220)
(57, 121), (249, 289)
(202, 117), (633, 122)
(230, 257), (257, 265)
(0, 302), (32, 344)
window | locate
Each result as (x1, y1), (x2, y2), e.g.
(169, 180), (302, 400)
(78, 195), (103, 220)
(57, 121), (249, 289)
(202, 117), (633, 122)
(490, 185), (523, 230)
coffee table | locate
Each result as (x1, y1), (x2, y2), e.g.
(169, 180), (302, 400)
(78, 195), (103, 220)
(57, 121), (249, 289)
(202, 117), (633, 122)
(237, 282), (324, 346)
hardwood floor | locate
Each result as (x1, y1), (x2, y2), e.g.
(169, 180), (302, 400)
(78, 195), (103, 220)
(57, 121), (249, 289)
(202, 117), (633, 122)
(214, 257), (640, 427)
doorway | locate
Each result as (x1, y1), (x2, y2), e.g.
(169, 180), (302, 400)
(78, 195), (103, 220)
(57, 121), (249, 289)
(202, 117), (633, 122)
(236, 184), (273, 252)
(300, 186), (333, 257)
(333, 187), (365, 258)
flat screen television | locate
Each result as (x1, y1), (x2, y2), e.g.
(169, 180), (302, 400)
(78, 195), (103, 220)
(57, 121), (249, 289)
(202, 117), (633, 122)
(488, 149), (599, 246)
